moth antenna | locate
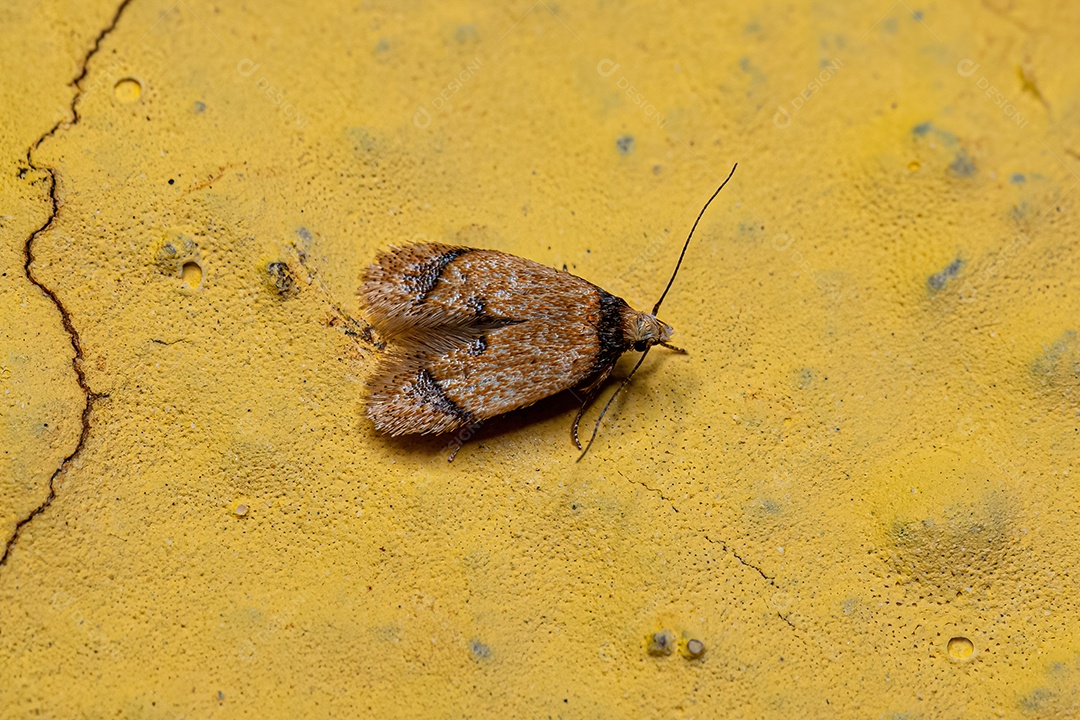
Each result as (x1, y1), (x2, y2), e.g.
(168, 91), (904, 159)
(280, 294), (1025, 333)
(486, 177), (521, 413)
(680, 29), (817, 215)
(652, 163), (738, 316)
(576, 349), (651, 462)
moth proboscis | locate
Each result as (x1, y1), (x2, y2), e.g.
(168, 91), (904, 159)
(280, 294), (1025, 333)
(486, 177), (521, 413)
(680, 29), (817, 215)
(360, 163), (737, 460)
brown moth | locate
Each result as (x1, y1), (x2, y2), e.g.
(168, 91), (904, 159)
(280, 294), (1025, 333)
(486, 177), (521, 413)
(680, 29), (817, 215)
(361, 163), (737, 460)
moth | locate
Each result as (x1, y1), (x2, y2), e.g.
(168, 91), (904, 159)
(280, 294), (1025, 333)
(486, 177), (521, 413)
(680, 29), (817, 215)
(361, 163), (737, 460)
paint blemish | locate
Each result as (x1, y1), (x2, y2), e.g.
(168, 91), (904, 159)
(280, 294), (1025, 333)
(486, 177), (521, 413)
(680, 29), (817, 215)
(928, 257), (964, 292)
(948, 150), (976, 177)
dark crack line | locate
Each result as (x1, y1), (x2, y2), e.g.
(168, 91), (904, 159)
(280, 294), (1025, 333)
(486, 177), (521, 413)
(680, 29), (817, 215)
(703, 534), (775, 581)
(615, 471), (678, 512)
(1, 0), (134, 570)
(24, 0), (136, 161)
(703, 534), (797, 632)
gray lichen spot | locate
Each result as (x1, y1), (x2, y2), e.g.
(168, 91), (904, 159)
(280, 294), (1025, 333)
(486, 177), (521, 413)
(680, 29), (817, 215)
(616, 135), (635, 155)
(1031, 329), (1079, 389)
(470, 638), (491, 660)
(927, 257), (963, 292)
(948, 150), (976, 177)
(154, 230), (199, 277)
(756, 497), (783, 515)
(1019, 687), (1054, 713)
(455, 24), (479, 44)
(912, 121), (933, 136)
(886, 494), (1012, 602)
(911, 121), (958, 146)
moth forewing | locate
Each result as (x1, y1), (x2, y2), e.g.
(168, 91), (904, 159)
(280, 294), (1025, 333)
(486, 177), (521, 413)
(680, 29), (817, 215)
(361, 244), (620, 438)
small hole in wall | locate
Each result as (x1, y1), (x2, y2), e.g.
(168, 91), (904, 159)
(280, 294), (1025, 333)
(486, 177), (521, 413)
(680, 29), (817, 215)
(114, 78), (142, 103)
(947, 636), (974, 661)
(181, 262), (203, 288)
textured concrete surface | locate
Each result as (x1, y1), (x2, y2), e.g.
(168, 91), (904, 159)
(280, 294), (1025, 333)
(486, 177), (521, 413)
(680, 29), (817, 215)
(1, 1), (1078, 718)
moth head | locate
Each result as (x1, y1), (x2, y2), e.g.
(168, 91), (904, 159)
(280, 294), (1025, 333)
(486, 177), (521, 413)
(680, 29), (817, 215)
(624, 310), (673, 353)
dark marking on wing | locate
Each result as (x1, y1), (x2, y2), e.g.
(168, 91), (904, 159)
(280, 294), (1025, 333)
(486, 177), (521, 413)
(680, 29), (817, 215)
(591, 289), (630, 377)
(405, 248), (472, 303)
(462, 296), (522, 330)
(410, 368), (475, 424)
(467, 336), (487, 356)
(476, 316), (525, 332)
(466, 296), (486, 315)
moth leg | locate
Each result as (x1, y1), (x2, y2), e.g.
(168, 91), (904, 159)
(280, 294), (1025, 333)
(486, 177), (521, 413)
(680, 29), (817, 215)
(571, 366), (614, 450)
(571, 407), (589, 451)
(446, 420), (483, 462)
(659, 341), (687, 354)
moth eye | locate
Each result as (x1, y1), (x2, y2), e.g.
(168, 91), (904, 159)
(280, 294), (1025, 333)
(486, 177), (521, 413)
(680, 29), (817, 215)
(633, 340), (648, 352)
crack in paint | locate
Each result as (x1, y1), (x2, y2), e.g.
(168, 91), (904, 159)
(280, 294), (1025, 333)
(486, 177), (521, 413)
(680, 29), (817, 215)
(703, 533), (797, 631)
(1, 0), (134, 570)
(704, 534), (775, 581)
(615, 471), (679, 512)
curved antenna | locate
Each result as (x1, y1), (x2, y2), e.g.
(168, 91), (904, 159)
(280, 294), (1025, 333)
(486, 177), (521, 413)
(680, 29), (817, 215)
(652, 163), (737, 315)
(577, 163), (737, 461)
(576, 348), (651, 462)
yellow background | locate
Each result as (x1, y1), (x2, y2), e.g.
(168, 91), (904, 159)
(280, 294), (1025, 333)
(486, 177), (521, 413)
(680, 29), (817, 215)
(2, 1), (1078, 717)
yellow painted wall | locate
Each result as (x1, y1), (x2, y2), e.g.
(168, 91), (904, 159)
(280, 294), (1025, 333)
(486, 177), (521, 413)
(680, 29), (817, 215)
(2, 1), (1078, 717)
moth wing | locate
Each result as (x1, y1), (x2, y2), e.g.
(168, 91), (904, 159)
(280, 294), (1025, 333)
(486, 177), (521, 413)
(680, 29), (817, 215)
(427, 312), (602, 420)
(364, 246), (619, 434)
(366, 312), (603, 435)
(360, 243), (477, 337)
(361, 243), (604, 334)
(365, 343), (477, 436)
